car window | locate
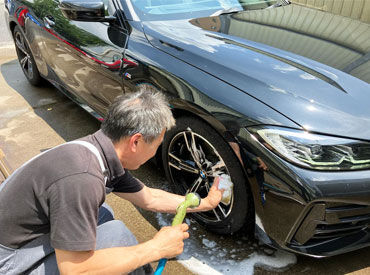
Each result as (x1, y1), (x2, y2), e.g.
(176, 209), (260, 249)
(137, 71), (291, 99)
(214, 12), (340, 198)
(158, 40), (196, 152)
(128, 0), (277, 21)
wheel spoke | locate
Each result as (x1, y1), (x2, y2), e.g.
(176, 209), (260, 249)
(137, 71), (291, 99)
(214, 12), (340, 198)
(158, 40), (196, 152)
(27, 58), (33, 78)
(197, 144), (206, 163)
(211, 208), (222, 221)
(206, 160), (227, 177)
(20, 56), (28, 70)
(191, 130), (205, 164)
(188, 176), (203, 194)
(217, 204), (228, 218)
(168, 153), (199, 174)
(16, 38), (28, 56)
(183, 130), (203, 168)
(205, 182), (210, 192)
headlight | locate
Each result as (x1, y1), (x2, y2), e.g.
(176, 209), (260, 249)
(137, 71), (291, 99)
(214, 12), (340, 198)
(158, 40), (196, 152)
(248, 127), (370, 171)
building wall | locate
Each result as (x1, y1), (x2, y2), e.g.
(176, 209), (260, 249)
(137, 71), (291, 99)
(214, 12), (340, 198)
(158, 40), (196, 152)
(228, 3), (370, 83)
(292, 0), (370, 23)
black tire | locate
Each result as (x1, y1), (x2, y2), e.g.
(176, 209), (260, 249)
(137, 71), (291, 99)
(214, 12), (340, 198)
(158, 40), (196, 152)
(13, 25), (42, 86)
(162, 116), (253, 234)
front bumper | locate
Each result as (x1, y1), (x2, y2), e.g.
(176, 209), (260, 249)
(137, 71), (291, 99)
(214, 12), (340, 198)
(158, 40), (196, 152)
(284, 199), (370, 257)
(237, 128), (370, 257)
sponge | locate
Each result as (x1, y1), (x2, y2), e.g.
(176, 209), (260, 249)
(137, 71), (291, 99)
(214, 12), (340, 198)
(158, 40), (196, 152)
(218, 174), (233, 205)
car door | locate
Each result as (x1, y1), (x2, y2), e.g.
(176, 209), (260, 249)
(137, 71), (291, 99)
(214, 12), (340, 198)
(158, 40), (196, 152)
(33, 0), (128, 116)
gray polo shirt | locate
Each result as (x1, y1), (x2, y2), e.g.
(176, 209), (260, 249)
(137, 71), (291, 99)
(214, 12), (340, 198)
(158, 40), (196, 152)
(0, 130), (143, 251)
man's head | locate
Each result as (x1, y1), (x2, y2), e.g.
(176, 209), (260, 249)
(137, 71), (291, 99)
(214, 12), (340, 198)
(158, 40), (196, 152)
(101, 85), (175, 169)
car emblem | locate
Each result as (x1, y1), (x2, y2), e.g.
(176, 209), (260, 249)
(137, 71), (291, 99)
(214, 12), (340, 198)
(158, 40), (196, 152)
(199, 170), (206, 179)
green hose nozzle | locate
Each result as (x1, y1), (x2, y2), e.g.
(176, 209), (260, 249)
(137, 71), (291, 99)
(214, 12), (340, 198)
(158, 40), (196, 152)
(172, 193), (201, 226)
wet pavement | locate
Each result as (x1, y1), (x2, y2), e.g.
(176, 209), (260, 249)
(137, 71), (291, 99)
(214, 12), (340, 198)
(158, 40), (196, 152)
(0, 7), (369, 273)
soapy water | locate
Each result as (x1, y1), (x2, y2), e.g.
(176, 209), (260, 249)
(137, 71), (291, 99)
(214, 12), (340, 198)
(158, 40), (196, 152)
(156, 213), (297, 275)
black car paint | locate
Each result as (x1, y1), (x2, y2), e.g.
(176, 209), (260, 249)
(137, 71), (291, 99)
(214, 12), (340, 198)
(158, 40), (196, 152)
(240, 127), (370, 256)
(143, 13), (370, 141)
(5, 0), (370, 257)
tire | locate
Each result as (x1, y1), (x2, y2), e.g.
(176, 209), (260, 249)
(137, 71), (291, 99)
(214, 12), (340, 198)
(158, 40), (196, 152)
(162, 116), (253, 234)
(13, 25), (42, 86)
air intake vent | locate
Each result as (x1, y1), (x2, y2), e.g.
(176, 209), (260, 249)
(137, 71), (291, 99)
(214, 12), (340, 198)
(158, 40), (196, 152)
(293, 203), (370, 246)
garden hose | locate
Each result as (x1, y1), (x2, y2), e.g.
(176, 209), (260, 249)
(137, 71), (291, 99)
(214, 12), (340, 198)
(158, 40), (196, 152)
(154, 193), (201, 275)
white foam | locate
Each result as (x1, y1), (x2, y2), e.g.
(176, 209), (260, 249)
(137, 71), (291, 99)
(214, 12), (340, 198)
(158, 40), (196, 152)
(178, 250), (296, 275)
(156, 212), (171, 227)
(202, 239), (217, 249)
(155, 213), (297, 274)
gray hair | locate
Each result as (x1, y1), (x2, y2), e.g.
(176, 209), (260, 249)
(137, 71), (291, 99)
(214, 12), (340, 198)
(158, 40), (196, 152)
(101, 85), (175, 143)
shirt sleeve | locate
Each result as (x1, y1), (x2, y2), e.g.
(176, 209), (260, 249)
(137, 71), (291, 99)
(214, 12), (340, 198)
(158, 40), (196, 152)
(111, 169), (144, 193)
(47, 173), (105, 251)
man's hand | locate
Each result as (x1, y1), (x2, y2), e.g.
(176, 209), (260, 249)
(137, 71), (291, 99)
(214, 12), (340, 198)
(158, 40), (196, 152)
(151, 223), (189, 259)
(55, 224), (189, 274)
(204, 176), (223, 210)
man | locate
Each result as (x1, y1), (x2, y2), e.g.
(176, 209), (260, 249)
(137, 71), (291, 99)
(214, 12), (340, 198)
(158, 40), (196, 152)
(0, 86), (222, 274)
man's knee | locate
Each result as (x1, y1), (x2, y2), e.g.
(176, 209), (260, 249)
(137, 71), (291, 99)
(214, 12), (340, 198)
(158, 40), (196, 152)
(97, 203), (115, 225)
(96, 220), (138, 249)
(28, 253), (58, 275)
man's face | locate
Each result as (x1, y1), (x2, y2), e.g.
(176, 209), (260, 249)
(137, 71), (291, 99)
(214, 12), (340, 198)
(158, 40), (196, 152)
(125, 129), (166, 170)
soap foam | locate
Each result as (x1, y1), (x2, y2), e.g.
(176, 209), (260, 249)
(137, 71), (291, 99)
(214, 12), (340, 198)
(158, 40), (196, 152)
(155, 213), (297, 274)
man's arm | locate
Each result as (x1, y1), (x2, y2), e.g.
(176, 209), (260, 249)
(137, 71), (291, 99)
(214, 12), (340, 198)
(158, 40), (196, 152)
(114, 177), (222, 213)
(55, 224), (189, 274)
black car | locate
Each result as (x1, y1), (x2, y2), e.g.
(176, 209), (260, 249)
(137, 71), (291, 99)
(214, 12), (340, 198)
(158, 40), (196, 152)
(5, 0), (370, 257)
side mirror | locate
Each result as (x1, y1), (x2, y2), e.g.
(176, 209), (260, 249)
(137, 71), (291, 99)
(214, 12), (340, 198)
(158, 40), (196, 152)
(59, 0), (115, 22)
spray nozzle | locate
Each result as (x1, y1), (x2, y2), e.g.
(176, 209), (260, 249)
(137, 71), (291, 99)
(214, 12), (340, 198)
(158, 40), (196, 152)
(172, 193), (201, 226)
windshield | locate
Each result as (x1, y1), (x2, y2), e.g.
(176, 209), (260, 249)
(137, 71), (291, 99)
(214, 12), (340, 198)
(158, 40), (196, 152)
(127, 0), (278, 21)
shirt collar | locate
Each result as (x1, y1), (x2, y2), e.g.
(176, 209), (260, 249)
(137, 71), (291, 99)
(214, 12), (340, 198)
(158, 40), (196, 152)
(92, 130), (125, 181)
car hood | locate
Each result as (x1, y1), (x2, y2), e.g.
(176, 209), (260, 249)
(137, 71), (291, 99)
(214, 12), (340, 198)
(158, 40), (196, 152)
(142, 4), (370, 141)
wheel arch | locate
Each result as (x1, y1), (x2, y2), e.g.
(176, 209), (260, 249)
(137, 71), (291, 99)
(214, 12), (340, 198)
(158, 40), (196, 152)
(9, 21), (18, 38)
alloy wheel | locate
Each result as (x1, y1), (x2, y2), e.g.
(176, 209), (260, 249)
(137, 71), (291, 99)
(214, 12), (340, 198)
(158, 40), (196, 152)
(15, 31), (34, 80)
(167, 128), (234, 222)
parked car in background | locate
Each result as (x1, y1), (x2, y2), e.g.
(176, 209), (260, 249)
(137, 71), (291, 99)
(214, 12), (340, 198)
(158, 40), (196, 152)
(5, 0), (370, 257)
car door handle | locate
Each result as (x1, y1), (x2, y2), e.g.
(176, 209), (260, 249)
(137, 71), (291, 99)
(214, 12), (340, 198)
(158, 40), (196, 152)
(43, 16), (55, 29)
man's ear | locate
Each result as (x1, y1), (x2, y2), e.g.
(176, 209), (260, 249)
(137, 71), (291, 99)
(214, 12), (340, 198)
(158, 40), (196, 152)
(129, 133), (142, 152)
